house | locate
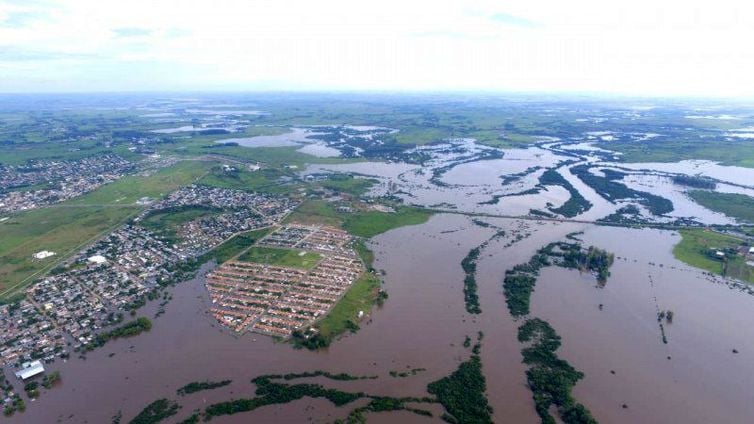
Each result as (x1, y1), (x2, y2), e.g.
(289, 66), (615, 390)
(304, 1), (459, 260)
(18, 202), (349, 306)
(14, 360), (45, 380)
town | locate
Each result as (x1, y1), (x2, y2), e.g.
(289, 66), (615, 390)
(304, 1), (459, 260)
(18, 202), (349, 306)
(0, 154), (133, 213)
(1, 184), (298, 373)
(207, 224), (364, 337)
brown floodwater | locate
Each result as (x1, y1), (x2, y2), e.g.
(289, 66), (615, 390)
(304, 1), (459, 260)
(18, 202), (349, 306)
(9, 140), (754, 423)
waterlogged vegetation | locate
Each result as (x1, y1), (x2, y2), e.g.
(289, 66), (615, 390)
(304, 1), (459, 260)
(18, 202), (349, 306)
(538, 169), (592, 217)
(427, 355), (492, 424)
(571, 165), (673, 215)
(202, 373), (435, 421)
(129, 398), (180, 424)
(84, 317), (152, 351)
(502, 242), (609, 424)
(177, 380), (232, 396)
(518, 319), (596, 424)
(504, 242), (615, 317)
(687, 190), (754, 223)
(671, 175), (716, 189)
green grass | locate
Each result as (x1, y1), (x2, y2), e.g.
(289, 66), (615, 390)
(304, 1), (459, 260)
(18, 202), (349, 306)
(284, 200), (342, 227)
(140, 205), (219, 242)
(316, 271), (381, 339)
(605, 140), (754, 168)
(317, 175), (377, 197)
(0, 160), (213, 300)
(688, 190), (754, 223)
(285, 200), (432, 238)
(238, 246), (321, 269)
(197, 228), (272, 264)
(343, 207), (432, 238)
(673, 229), (754, 283)
(198, 166), (296, 195)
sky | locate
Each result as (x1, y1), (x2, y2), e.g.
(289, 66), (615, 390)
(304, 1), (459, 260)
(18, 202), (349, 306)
(1, 0), (754, 97)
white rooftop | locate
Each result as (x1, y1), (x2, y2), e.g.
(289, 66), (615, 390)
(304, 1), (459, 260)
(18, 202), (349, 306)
(88, 255), (107, 264)
(33, 250), (56, 259)
(15, 360), (45, 380)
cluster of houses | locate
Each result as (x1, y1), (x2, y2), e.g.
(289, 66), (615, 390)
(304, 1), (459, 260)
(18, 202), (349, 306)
(0, 154), (133, 213)
(0, 301), (67, 367)
(1, 184), (297, 375)
(207, 225), (364, 337)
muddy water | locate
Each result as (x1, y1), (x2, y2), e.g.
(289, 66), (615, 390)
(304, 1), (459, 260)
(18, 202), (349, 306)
(15, 215), (553, 423)
(531, 226), (754, 424)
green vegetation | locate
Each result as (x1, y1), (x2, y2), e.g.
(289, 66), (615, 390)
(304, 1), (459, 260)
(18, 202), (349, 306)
(538, 169), (592, 217)
(0, 160), (212, 300)
(285, 200), (432, 238)
(688, 190), (754, 223)
(518, 319), (596, 424)
(84, 317), (152, 351)
(204, 375), (365, 419)
(42, 370), (61, 389)
(198, 166), (294, 195)
(279, 371), (377, 381)
(177, 380), (232, 396)
(427, 354), (492, 423)
(129, 398), (180, 424)
(318, 174), (378, 197)
(343, 206), (432, 238)
(604, 139), (754, 169)
(293, 270), (381, 349)
(673, 229), (754, 283)
(238, 246), (321, 269)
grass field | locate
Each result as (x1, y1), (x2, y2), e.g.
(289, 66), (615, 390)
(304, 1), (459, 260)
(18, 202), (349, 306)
(0, 160), (213, 301)
(140, 205), (220, 242)
(197, 166), (294, 194)
(285, 200), (432, 238)
(673, 229), (754, 283)
(316, 271), (381, 339)
(687, 190), (754, 223)
(604, 140), (754, 168)
(237, 246), (321, 269)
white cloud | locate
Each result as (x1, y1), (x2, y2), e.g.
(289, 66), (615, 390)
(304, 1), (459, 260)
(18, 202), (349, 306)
(1, 0), (754, 97)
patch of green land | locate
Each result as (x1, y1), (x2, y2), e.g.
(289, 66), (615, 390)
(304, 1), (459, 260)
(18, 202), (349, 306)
(285, 200), (432, 238)
(0, 160), (212, 301)
(197, 165), (295, 195)
(687, 190), (754, 223)
(604, 140), (754, 169)
(237, 246), (321, 269)
(140, 205), (220, 243)
(318, 174), (378, 197)
(673, 229), (754, 283)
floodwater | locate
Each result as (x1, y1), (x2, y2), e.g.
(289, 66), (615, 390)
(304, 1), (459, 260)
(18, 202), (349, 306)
(10, 211), (754, 423)
(11, 136), (754, 423)
(532, 226), (754, 423)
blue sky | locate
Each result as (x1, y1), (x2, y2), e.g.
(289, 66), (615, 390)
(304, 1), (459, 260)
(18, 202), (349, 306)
(1, 0), (754, 97)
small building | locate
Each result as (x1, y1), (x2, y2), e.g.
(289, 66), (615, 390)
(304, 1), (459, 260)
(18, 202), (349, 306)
(88, 255), (107, 264)
(14, 360), (45, 380)
(715, 250), (725, 258)
(749, 247), (754, 255)
(33, 250), (56, 260)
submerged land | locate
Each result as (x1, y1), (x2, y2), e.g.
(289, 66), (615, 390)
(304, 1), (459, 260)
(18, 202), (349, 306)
(1, 93), (754, 423)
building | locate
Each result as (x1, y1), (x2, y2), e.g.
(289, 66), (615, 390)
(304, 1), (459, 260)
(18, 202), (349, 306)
(14, 360), (45, 380)
(749, 246), (754, 255)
